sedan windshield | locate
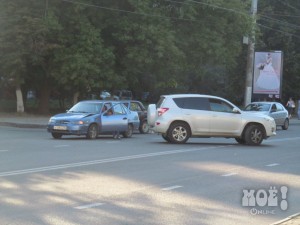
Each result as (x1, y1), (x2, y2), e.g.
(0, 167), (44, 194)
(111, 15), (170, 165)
(68, 102), (103, 114)
(244, 103), (270, 112)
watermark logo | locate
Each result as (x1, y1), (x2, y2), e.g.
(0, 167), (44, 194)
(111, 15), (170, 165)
(242, 186), (288, 215)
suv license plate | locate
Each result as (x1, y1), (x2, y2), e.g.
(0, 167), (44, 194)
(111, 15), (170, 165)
(54, 126), (67, 130)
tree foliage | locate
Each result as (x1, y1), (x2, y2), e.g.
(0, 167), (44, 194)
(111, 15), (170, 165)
(1, 0), (299, 113)
(257, 0), (300, 101)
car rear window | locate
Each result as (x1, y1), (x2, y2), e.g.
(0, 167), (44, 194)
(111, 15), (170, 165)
(157, 97), (165, 108)
(173, 97), (209, 110)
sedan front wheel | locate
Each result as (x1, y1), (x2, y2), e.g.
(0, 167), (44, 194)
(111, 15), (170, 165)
(86, 124), (98, 139)
(52, 132), (62, 139)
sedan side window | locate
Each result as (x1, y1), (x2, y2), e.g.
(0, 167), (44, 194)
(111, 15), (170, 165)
(271, 104), (277, 112)
(275, 103), (283, 111)
(113, 104), (126, 115)
(209, 99), (234, 113)
(130, 102), (142, 111)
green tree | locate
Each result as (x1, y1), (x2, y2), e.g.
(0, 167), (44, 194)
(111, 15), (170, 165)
(0, 0), (45, 112)
(257, 0), (300, 101)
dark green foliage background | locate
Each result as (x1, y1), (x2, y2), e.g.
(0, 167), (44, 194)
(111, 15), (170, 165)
(0, 0), (299, 113)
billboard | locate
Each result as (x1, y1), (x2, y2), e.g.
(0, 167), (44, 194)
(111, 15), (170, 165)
(253, 51), (283, 97)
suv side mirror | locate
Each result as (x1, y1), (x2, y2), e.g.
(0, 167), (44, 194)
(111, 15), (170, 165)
(233, 108), (241, 114)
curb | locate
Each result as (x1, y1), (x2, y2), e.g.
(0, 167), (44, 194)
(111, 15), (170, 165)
(271, 213), (300, 225)
(0, 122), (46, 129)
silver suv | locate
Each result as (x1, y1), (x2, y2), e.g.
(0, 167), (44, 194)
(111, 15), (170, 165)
(147, 94), (276, 145)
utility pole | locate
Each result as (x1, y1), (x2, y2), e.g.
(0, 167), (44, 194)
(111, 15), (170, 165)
(45, 0), (48, 18)
(244, 0), (257, 107)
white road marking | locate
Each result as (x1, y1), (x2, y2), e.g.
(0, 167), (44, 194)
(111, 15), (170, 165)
(221, 172), (238, 177)
(266, 163), (280, 167)
(0, 150), (9, 152)
(0, 146), (226, 177)
(266, 137), (300, 143)
(74, 202), (104, 209)
(54, 145), (70, 148)
(162, 185), (182, 191)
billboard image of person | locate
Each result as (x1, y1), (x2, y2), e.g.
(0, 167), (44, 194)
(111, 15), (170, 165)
(253, 51), (283, 95)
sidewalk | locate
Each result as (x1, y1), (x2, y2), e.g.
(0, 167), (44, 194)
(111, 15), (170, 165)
(271, 213), (300, 225)
(0, 113), (50, 129)
(1, 113), (299, 129)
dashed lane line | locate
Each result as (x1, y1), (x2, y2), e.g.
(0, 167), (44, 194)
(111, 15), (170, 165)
(266, 163), (280, 167)
(0, 145), (227, 177)
(74, 203), (105, 209)
(162, 185), (183, 191)
(221, 172), (238, 177)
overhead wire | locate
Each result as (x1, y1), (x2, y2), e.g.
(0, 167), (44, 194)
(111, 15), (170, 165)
(258, 14), (300, 30)
(163, 0), (248, 16)
(257, 23), (300, 39)
(60, 0), (199, 22)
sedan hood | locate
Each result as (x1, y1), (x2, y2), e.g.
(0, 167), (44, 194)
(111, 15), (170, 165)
(243, 111), (269, 116)
(51, 113), (95, 121)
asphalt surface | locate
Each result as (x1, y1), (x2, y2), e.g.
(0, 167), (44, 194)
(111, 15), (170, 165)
(0, 113), (300, 225)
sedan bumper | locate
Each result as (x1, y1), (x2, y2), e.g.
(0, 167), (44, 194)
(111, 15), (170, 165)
(47, 124), (89, 135)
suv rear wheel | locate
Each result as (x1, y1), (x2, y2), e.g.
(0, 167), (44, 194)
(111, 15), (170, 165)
(235, 137), (246, 145)
(244, 125), (264, 145)
(162, 134), (171, 142)
(167, 122), (190, 144)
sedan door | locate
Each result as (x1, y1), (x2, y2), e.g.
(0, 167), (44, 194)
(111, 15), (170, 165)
(101, 103), (128, 133)
(269, 103), (281, 125)
(273, 103), (287, 125)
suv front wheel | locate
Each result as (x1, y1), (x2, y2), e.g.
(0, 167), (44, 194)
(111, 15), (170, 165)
(244, 124), (264, 145)
(167, 122), (190, 144)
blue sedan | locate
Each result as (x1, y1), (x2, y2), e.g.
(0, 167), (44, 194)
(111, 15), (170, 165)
(47, 100), (139, 139)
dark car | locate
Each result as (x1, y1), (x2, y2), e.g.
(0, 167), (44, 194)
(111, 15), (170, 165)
(113, 90), (133, 100)
(121, 100), (149, 133)
(47, 100), (139, 139)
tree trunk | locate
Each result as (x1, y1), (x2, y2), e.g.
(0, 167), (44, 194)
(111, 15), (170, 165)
(37, 84), (51, 114)
(15, 84), (24, 113)
(73, 92), (80, 105)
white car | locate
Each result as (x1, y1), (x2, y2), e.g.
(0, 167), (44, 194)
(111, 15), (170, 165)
(244, 102), (289, 130)
(147, 94), (276, 145)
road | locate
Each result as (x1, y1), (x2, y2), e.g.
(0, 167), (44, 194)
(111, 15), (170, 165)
(0, 124), (299, 225)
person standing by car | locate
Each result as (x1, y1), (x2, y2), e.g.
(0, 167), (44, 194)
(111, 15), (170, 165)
(286, 97), (295, 118)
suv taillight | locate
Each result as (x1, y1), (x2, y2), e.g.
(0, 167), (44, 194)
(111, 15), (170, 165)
(158, 107), (169, 116)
